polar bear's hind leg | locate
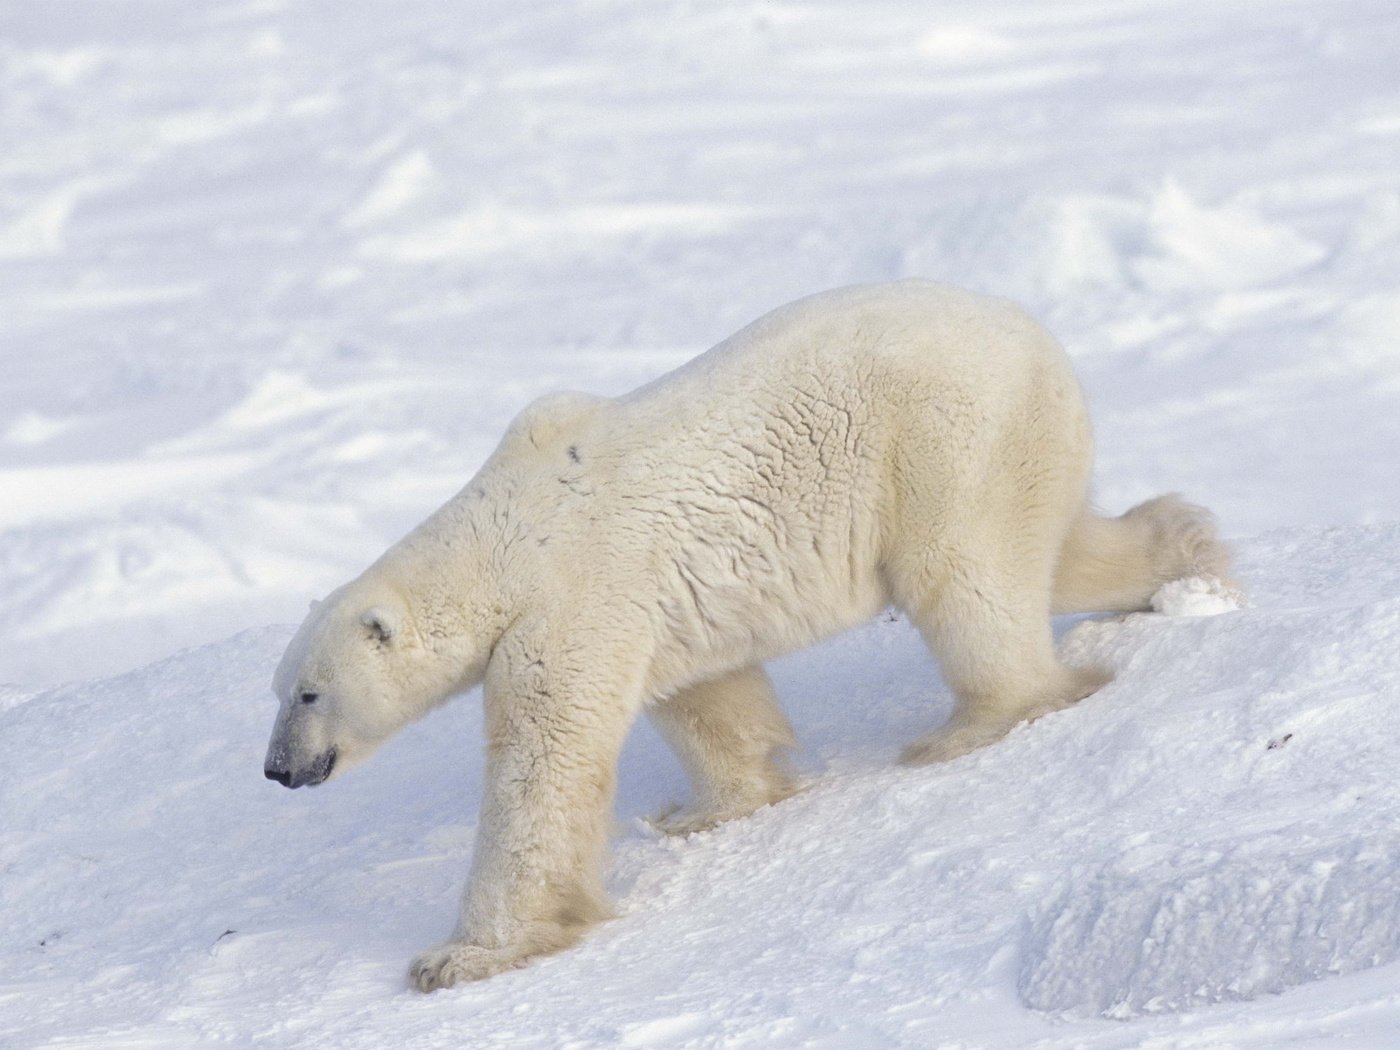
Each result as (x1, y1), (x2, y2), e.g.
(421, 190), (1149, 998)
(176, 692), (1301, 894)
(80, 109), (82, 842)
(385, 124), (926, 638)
(893, 526), (1111, 766)
(649, 665), (800, 834)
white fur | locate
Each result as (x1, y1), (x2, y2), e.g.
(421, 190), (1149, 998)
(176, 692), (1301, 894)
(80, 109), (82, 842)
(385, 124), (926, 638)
(263, 280), (1231, 990)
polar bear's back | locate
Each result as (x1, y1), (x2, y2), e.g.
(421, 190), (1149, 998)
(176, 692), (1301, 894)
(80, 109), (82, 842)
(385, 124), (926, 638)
(631, 279), (1057, 392)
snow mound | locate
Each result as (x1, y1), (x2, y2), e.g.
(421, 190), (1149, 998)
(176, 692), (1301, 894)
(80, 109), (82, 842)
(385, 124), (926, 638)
(1150, 575), (1243, 616)
(1019, 842), (1400, 1018)
(899, 180), (1327, 313)
(1133, 180), (1328, 292)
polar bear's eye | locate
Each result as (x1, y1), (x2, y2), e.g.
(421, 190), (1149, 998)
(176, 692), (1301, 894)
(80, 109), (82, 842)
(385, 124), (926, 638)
(299, 691), (320, 705)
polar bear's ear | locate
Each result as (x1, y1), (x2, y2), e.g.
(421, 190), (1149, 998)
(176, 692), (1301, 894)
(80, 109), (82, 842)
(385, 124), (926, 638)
(360, 606), (400, 645)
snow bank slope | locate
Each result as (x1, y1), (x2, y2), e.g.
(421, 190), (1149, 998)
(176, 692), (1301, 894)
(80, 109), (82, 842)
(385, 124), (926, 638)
(4, 523), (1399, 1048)
(1022, 530), (1400, 1018)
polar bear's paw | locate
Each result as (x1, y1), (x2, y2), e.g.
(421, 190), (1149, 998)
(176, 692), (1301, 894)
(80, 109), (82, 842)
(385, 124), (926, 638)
(900, 665), (1108, 765)
(649, 802), (726, 836)
(900, 718), (1016, 765)
(650, 798), (782, 836)
(1126, 493), (1233, 585)
(650, 773), (804, 836)
(409, 941), (529, 991)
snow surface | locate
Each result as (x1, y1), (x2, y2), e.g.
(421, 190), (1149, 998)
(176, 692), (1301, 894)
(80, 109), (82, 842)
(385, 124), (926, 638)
(3, 0), (1400, 1046)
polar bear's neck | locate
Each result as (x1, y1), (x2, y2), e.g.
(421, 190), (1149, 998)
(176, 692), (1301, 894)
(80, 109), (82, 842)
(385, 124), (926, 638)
(368, 486), (520, 697)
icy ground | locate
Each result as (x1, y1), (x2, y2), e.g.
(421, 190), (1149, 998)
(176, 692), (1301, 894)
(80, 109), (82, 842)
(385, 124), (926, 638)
(3, 0), (1400, 1046)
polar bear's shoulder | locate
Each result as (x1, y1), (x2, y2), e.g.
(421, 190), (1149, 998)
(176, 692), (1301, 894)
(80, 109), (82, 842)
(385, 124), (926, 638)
(501, 391), (610, 456)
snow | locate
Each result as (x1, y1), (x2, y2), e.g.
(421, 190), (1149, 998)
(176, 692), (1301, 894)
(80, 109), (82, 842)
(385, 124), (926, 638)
(3, 0), (1400, 1045)
(1149, 575), (1242, 617)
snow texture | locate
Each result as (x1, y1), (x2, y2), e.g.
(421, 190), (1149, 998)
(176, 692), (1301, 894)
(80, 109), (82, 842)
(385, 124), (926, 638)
(1149, 575), (1243, 617)
(3, 0), (1400, 1046)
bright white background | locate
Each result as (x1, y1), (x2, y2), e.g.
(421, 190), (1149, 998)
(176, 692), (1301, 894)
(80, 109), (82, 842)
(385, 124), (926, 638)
(2, 1), (1399, 1046)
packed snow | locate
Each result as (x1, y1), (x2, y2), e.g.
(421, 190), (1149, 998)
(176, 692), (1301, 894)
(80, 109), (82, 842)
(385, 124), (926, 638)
(3, 0), (1400, 1046)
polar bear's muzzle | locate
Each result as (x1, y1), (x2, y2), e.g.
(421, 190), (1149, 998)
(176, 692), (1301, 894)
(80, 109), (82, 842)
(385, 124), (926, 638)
(264, 747), (337, 789)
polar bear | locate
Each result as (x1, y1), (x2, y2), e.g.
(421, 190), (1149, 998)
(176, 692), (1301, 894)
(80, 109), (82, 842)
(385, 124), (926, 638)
(263, 280), (1229, 991)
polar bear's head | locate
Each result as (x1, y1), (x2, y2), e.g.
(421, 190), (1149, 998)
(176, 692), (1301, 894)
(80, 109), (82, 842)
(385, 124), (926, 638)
(264, 581), (461, 789)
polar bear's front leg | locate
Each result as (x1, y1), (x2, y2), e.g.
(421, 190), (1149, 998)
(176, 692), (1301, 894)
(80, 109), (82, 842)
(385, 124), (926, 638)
(409, 652), (639, 991)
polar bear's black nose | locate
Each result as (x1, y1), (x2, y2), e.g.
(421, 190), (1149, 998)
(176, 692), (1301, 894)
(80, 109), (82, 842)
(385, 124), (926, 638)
(264, 766), (292, 786)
